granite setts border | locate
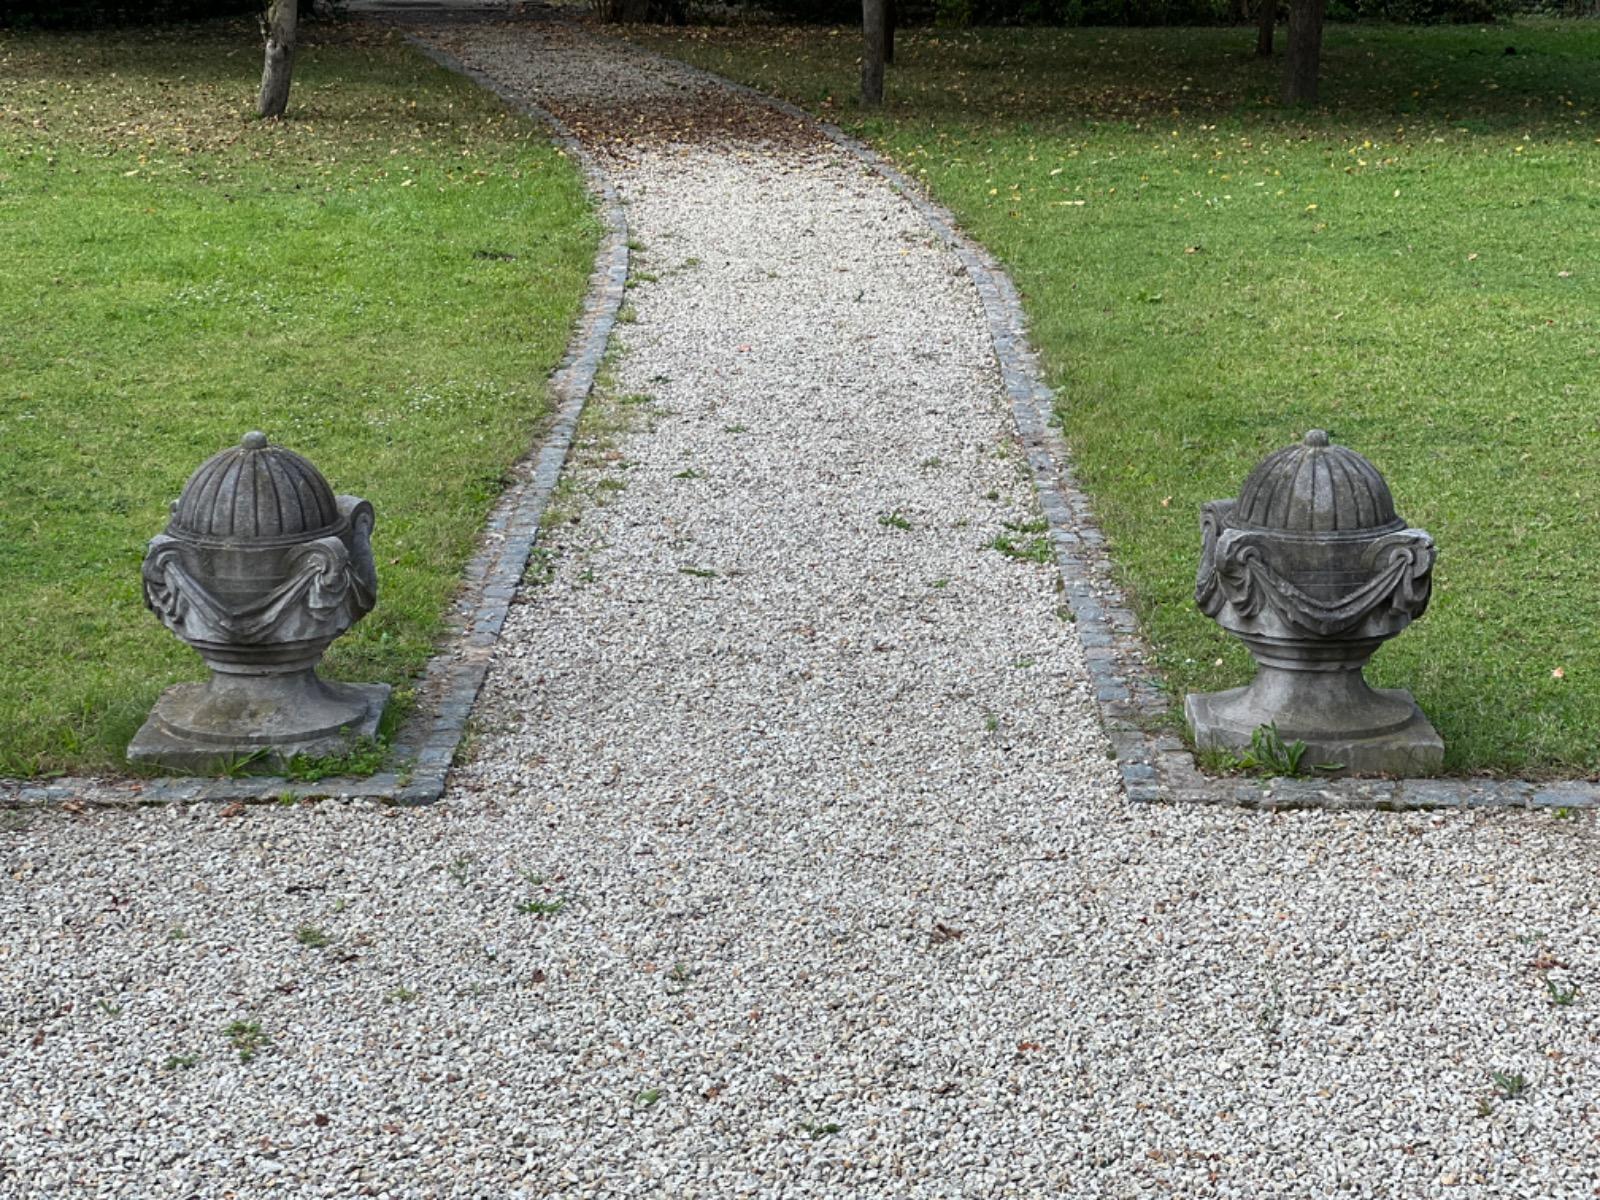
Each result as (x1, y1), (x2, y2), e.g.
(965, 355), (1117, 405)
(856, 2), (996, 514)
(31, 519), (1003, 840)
(650, 51), (1600, 811)
(0, 35), (628, 810)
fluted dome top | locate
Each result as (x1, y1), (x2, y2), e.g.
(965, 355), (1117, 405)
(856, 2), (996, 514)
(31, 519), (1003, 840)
(169, 432), (343, 543)
(1233, 430), (1405, 534)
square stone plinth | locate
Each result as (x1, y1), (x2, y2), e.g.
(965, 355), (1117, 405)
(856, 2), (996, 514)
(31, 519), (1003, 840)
(127, 682), (390, 776)
(1186, 687), (1444, 778)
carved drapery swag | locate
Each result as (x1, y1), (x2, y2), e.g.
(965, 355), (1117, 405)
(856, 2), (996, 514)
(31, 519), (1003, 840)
(144, 499), (377, 645)
(1195, 500), (1433, 639)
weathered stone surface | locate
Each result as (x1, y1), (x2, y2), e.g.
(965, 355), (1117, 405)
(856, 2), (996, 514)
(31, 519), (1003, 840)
(128, 432), (384, 773)
(127, 681), (388, 774)
(1187, 430), (1442, 777)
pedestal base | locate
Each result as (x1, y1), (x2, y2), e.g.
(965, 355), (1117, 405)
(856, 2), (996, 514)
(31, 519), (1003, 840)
(128, 681), (390, 775)
(1186, 686), (1443, 778)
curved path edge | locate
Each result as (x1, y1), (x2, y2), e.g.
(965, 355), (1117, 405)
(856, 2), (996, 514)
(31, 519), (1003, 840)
(0, 36), (628, 810)
(633, 43), (1600, 813)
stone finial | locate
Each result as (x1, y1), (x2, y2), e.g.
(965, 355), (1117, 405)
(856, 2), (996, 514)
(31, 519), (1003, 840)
(1186, 430), (1442, 776)
(127, 432), (388, 773)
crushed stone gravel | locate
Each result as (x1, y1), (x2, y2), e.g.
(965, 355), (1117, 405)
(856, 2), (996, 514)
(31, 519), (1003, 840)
(2, 17), (1598, 1200)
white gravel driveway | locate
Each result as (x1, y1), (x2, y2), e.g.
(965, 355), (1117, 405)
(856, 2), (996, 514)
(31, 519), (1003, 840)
(3, 19), (1599, 1200)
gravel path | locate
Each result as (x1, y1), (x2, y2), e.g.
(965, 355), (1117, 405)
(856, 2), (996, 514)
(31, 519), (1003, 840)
(4, 18), (1600, 1200)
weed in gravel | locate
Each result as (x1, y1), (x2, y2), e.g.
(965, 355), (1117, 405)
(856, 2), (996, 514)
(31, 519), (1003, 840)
(989, 533), (1051, 564)
(295, 925), (334, 949)
(452, 721), (483, 770)
(1545, 977), (1579, 1007)
(526, 547), (559, 586)
(679, 566), (718, 579)
(723, 424), (749, 433)
(1491, 1070), (1529, 1100)
(448, 856), (477, 886)
(636, 1088), (663, 1108)
(163, 1053), (199, 1071)
(386, 986), (419, 1004)
(878, 510), (912, 531)
(619, 393), (655, 406)
(224, 1020), (268, 1063)
(798, 1120), (841, 1140)
(674, 468), (704, 480)
(96, 999), (122, 1018)
(168, 926), (189, 942)
(517, 897), (567, 916)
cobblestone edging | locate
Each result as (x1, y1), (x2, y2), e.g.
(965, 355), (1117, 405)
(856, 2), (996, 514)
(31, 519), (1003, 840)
(650, 51), (1600, 812)
(0, 38), (628, 810)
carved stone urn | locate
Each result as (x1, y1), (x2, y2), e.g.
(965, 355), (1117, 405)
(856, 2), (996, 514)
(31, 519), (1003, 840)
(127, 432), (389, 773)
(1186, 429), (1442, 776)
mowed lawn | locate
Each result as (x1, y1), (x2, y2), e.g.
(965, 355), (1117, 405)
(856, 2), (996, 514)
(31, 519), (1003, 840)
(635, 20), (1600, 778)
(0, 21), (596, 776)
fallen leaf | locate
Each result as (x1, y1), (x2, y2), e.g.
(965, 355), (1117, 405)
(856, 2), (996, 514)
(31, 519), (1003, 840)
(1552, 667), (1566, 680)
(220, 801), (246, 818)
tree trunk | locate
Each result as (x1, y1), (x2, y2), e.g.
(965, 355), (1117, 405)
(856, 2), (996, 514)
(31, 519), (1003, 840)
(1283, 0), (1325, 105)
(885, 0), (896, 65)
(257, 0), (297, 120)
(862, 0), (887, 108)
(1256, 0), (1275, 57)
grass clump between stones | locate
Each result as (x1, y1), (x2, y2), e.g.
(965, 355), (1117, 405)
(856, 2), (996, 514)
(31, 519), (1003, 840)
(223, 1019), (268, 1063)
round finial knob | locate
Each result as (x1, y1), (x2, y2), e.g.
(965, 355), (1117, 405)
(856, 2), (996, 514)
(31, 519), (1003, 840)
(1304, 429), (1330, 448)
(241, 431), (269, 450)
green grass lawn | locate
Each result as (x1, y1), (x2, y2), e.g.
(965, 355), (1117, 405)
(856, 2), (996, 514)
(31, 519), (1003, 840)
(633, 18), (1600, 778)
(0, 20), (597, 777)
